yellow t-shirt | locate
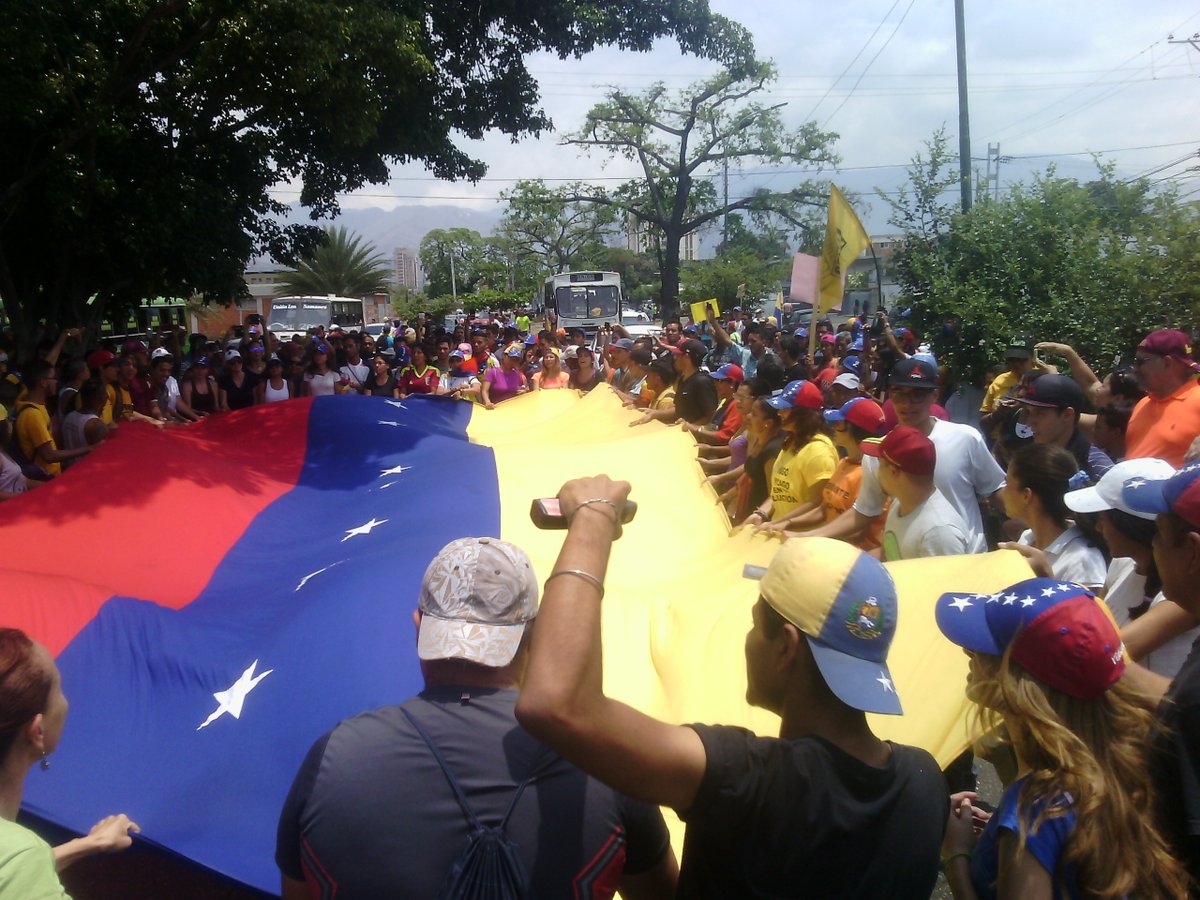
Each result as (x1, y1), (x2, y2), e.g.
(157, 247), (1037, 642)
(15, 400), (60, 476)
(650, 387), (676, 411)
(979, 370), (1020, 413)
(76, 383), (117, 424)
(770, 433), (837, 520)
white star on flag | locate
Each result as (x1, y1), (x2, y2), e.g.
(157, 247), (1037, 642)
(1041, 587), (1056, 597)
(877, 672), (894, 693)
(197, 661), (273, 730)
(377, 420), (403, 427)
(949, 596), (973, 611)
(294, 560), (344, 592)
(1020, 596), (1037, 607)
(1003, 595), (1015, 605)
(342, 517), (388, 542)
(985, 594), (1001, 604)
(384, 399), (408, 409)
(380, 465), (412, 477)
(1004, 593), (1018, 603)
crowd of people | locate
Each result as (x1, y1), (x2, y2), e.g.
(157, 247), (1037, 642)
(2, 303), (1200, 898)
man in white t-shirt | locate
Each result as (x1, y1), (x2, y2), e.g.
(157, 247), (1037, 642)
(338, 335), (371, 392)
(804, 358), (1006, 552)
(862, 426), (971, 560)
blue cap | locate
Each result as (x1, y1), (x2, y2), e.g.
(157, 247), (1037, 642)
(524, 333), (537, 345)
(842, 354), (862, 375)
(1124, 459), (1200, 529)
(795, 327), (809, 338)
(849, 337), (864, 352)
(683, 324), (699, 335)
(611, 338), (635, 350)
(314, 343), (330, 355)
(747, 538), (902, 714)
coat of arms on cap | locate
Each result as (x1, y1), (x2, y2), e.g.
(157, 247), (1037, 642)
(846, 598), (885, 640)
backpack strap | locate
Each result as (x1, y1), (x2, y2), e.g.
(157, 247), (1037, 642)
(400, 704), (551, 832)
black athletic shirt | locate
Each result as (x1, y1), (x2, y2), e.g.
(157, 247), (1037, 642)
(678, 724), (948, 899)
(277, 687), (669, 899)
(1151, 643), (1200, 886)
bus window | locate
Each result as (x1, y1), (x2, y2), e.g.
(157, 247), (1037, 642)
(555, 285), (619, 320)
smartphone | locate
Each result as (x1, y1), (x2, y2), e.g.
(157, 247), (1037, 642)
(530, 498), (637, 529)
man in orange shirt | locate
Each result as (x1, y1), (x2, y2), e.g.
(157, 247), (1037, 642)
(1126, 329), (1200, 466)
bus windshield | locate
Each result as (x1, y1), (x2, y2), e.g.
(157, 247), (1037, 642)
(269, 301), (331, 333)
(555, 285), (619, 320)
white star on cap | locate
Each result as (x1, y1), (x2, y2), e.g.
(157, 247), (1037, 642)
(342, 517), (388, 542)
(877, 672), (894, 693)
(985, 594), (1001, 604)
(948, 596), (973, 611)
(1020, 596), (1037, 607)
(1056, 583), (1073, 592)
(380, 464), (411, 477)
(1126, 478), (1146, 490)
(1041, 587), (1056, 597)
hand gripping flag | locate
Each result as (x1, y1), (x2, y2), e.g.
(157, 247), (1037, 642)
(0, 391), (1029, 891)
(818, 186), (871, 313)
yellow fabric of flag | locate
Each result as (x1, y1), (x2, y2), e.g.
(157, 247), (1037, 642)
(819, 186), (871, 313)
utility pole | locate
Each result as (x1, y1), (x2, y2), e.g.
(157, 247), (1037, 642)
(722, 157), (729, 247)
(954, 0), (972, 213)
(449, 249), (458, 304)
(986, 144), (1000, 201)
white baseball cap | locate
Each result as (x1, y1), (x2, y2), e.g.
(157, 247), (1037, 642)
(832, 372), (860, 390)
(1065, 457), (1176, 520)
(417, 538), (539, 667)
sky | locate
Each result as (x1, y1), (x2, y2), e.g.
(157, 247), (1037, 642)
(302, 0), (1200, 241)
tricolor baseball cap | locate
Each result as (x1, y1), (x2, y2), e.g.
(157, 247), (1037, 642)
(417, 537), (539, 667)
(766, 379), (823, 411)
(936, 578), (1125, 700)
(1123, 459), (1200, 530)
(824, 397), (886, 435)
(503, 342), (524, 358)
(1065, 457), (1175, 520)
(711, 363), (744, 383)
(860, 425), (936, 476)
(746, 538), (902, 714)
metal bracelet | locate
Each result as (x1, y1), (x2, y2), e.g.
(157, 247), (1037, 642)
(544, 568), (606, 600)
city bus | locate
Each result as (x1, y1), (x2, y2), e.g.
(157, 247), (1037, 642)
(267, 296), (365, 340)
(541, 272), (624, 337)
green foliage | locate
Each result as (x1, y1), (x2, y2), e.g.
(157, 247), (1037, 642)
(276, 227), (390, 296)
(565, 61), (838, 320)
(601, 248), (660, 303)
(678, 250), (788, 309)
(419, 228), (487, 298)
(0, 0), (753, 353)
(499, 180), (619, 274)
(882, 132), (1200, 381)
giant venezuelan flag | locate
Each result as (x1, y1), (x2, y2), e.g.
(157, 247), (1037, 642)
(0, 390), (1028, 893)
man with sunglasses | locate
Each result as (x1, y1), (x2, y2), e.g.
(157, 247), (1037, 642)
(1125, 328), (1200, 466)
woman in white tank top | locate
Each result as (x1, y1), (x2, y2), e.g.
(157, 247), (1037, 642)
(257, 357), (292, 403)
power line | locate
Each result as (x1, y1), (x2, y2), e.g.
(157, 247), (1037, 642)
(528, 62), (1196, 80)
(801, 0), (903, 122)
(821, 0), (922, 130)
(988, 11), (1200, 142)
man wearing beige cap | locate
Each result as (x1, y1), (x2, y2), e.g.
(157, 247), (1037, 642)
(276, 537), (675, 900)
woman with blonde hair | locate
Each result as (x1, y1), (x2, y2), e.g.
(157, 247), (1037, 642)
(935, 577), (1189, 899)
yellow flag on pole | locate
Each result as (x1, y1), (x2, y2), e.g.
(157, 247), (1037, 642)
(818, 186), (871, 313)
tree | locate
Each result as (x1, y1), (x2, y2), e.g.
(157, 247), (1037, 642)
(276, 227), (390, 297)
(564, 61), (838, 320)
(882, 133), (1200, 381)
(419, 229), (487, 299)
(0, 0), (752, 355)
(678, 250), (789, 309)
(499, 180), (620, 275)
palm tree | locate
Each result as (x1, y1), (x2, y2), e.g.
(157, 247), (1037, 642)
(276, 226), (391, 296)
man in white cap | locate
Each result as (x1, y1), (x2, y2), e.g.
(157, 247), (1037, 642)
(518, 476), (948, 898)
(277, 536), (675, 900)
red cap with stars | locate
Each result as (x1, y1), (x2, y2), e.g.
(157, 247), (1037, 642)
(935, 577), (1124, 700)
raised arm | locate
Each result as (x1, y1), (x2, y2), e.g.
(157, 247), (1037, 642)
(516, 476), (707, 812)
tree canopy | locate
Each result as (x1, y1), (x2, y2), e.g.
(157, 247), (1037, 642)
(0, 0), (752, 352)
(276, 227), (390, 297)
(499, 180), (619, 275)
(883, 130), (1200, 381)
(564, 61), (838, 320)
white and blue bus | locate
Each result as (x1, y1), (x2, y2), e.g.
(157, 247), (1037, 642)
(541, 271), (624, 337)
